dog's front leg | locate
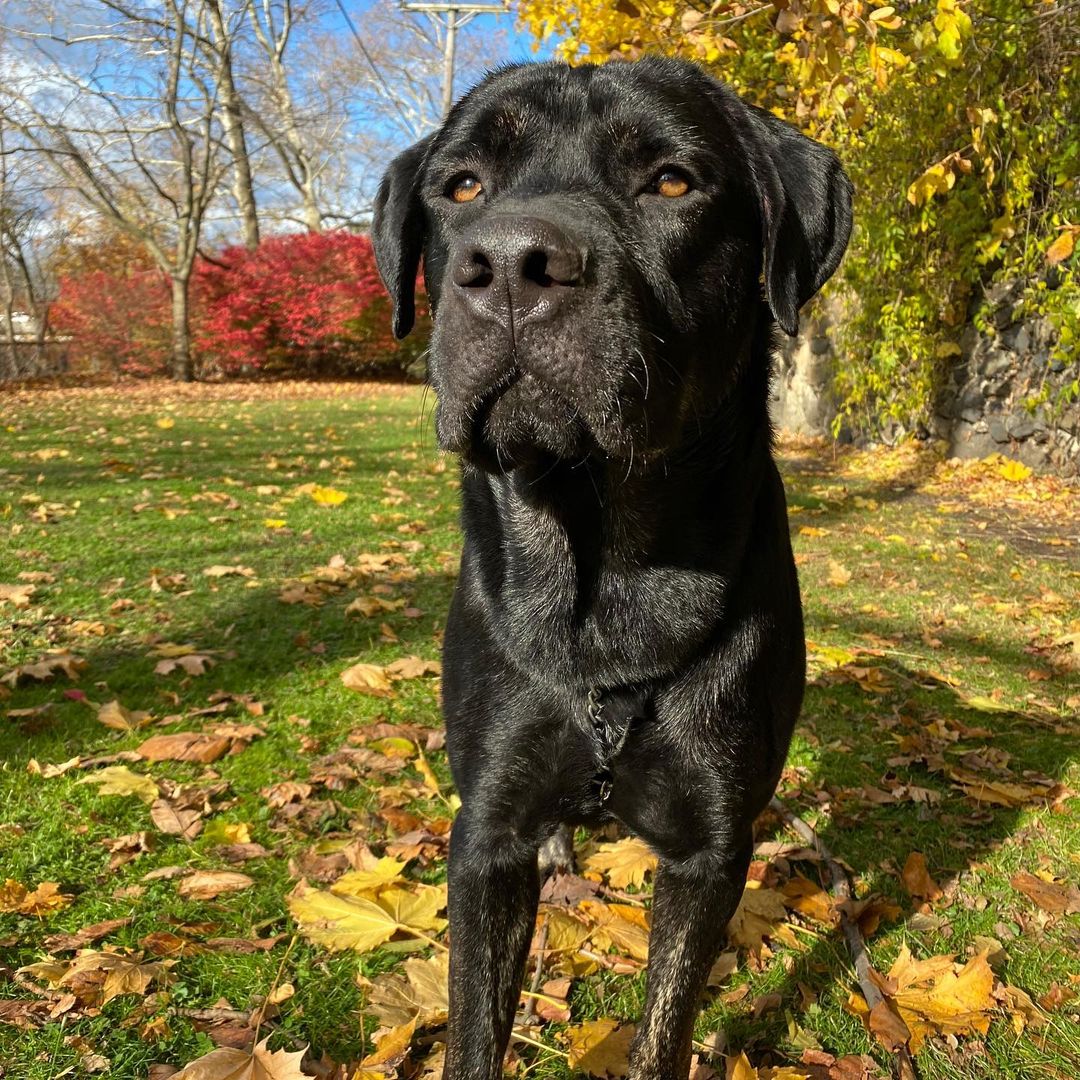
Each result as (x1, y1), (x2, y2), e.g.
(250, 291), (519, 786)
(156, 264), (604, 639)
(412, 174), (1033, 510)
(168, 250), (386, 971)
(443, 810), (541, 1080)
(628, 837), (752, 1080)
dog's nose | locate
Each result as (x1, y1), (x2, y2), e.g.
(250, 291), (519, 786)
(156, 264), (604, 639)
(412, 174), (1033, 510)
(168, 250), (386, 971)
(451, 216), (585, 326)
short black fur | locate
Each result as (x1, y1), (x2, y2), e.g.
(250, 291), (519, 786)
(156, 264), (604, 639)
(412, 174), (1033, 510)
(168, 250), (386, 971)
(372, 56), (853, 1080)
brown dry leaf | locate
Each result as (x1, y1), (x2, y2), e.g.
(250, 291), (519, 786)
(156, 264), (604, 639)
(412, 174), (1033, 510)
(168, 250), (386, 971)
(97, 700), (153, 732)
(0, 582), (36, 609)
(1010, 871), (1080, 915)
(153, 648), (216, 677)
(44, 917), (132, 953)
(584, 837), (657, 889)
(900, 852), (943, 901)
(0, 879), (73, 916)
(579, 899), (650, 963)
(66, 951), (174, 1005)
(172, 1036), (309, 1080)
(867, 999), (912, 1052)
(340, 663), (394, 698)
(78, 766), (160, 804)
(383, 656), (441, 679)
(781, 875), (838, 926)
(362, 1016), (416, 1067)
(2, 652), (86, 686)
(946, 766), (1058, 808)
(20, 950), (174, 1006)
(202, 565), (256, 578)
(564, 1018), (635, 1078)
(139, 732), (233, 763)
(178, 871), (254, 901)
(151, 799), (204, 840)
(262, 781), (312, 808)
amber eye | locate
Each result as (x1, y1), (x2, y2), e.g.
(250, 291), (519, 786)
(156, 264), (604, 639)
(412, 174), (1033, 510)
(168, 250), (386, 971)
(450, 175), (483, 203)
(656, 170), (691, 198)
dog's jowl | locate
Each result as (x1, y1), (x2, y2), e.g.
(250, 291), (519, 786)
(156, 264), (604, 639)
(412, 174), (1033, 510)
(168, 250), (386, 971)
(373, 57), (852, 1080)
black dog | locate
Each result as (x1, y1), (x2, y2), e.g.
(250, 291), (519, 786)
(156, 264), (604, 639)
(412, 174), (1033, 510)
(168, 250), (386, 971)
(373, 56), (852, 1080)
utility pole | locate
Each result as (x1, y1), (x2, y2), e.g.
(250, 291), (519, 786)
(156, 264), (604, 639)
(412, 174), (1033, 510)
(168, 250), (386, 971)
(399, 1), (510, 117)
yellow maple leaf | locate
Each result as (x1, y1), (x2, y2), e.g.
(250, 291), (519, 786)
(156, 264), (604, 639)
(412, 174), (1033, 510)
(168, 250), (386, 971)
(584, 836), (657, 889)
(0, 879), (73, 917)
(309, 485), (347, 506)
(563, 1018), (635, 1078)
(77, 766), (159, 804)
(331, 857), (410, 898)
(288, 881), (446, 954)
(998, 459), (1032, 483)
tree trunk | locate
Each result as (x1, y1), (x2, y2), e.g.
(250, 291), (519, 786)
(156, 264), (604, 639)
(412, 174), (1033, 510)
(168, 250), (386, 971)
(302, 179), (322, 232)
(207, 0), (259, 251)
(170, 274), (194, 382)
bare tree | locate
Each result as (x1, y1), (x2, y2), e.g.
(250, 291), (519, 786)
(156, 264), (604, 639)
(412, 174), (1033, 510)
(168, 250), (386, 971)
(1, 1), (230, 380)
(205, 0), (260, 249)
(241, 0), (340, 232)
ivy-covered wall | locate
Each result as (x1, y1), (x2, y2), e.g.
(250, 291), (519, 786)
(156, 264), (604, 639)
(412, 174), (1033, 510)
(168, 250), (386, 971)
(771, 285), (1080, 475)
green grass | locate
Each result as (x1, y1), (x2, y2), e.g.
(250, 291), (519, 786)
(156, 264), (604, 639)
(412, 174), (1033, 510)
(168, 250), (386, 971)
(1, 382), (1078, 1079)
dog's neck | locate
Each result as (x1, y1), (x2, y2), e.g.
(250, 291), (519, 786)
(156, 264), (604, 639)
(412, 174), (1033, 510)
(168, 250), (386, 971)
(459, 345), (779, 690)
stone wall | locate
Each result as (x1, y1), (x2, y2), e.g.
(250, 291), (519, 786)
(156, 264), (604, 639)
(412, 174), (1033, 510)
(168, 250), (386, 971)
(769, 285), (1080, 476)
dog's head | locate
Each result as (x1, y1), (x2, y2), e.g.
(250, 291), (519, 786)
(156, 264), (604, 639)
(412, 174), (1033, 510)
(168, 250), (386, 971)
(373, 58), (852, 470)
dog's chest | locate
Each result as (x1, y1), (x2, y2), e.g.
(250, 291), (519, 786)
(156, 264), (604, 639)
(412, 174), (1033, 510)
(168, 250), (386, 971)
(487, 493), (730, 686)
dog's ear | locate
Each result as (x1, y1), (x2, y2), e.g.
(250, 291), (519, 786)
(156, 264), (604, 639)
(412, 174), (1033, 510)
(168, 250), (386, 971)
(743, 106), (853, 337)
(372, 135), (433, 339)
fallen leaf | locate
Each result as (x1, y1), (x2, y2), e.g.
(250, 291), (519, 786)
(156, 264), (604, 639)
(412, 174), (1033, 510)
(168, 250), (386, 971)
(1010, 871), (1080, 915)
(0, 583), (36, 609)
(0, 879), (73, 916)
(901, 852), (943, 901)
(172, 1036), (309, 1080)
(2, 652), (86, 686)
(340, 663), (394, 697)
(178, 871), (254, 900)
(202, 565), (256, 578)
(564, 1018), (635, 1078)
(151, 798), (204, 840)
(288, 880), (445, 953)
(364, 952), (450, 1030)
(78, 766), (159, 804)
(97, 700), (153, 732)
(584, 837), (657, 889)
(826, 561), (852, 587)
(138, 732), (234, 763)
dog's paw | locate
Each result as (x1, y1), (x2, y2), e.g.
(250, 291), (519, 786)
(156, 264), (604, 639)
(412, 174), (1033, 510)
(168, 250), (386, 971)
(537, 825), (575, 880)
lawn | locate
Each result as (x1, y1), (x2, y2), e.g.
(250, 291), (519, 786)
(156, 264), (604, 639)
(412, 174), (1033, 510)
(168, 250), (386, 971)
(1, 381), (1078, 1080)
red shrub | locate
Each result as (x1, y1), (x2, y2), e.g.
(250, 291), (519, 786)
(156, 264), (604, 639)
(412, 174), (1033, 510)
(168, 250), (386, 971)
(52, 257), (173, 377)
(51, 230), (427, 379)
(195, 231), (427, 376)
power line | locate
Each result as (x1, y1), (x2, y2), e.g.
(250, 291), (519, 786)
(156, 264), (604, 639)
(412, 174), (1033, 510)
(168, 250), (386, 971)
(332, 0), (421, 138)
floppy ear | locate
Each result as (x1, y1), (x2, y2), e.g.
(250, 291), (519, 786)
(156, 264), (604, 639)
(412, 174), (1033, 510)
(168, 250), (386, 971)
(372, 135), (433, 339)
(744, 106), (853, 337)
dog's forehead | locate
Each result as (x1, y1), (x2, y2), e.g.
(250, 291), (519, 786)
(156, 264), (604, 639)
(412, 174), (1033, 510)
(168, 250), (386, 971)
(435, 60), (728, 172)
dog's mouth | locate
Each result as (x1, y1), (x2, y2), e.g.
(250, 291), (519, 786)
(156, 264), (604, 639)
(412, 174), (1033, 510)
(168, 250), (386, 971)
(460, 368), (590, 470)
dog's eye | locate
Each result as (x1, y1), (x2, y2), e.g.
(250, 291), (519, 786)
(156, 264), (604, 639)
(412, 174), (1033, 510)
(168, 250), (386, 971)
(656, 170), (691, 198)
(449, 175), (483, 203)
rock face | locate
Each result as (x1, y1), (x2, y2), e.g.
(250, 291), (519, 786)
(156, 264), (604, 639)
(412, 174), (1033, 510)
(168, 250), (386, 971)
(770, 283), (1079, 476)
(770, 298), (845, 440)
